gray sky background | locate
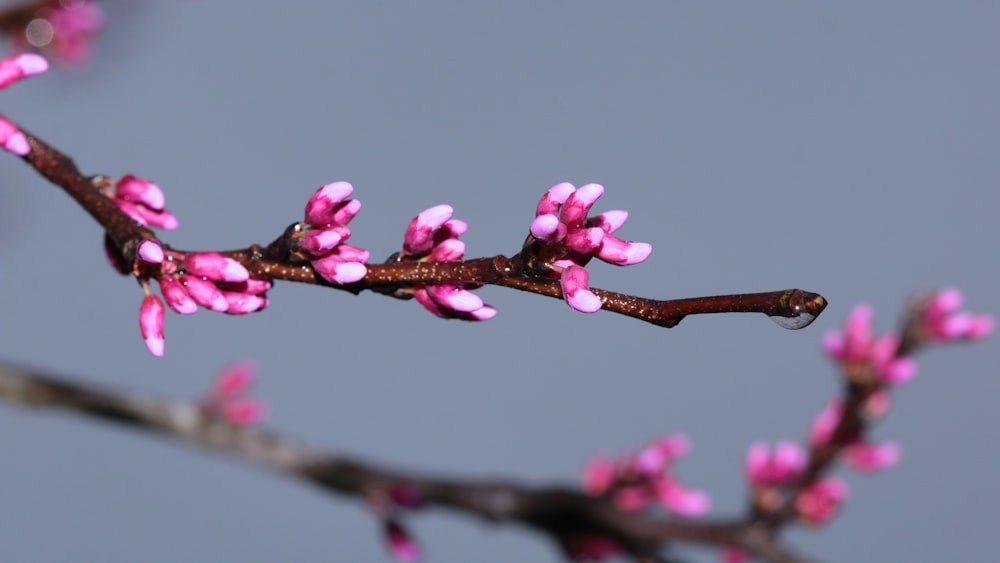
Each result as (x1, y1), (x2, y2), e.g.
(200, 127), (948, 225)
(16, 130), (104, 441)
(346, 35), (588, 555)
(1, 2), (997, 562)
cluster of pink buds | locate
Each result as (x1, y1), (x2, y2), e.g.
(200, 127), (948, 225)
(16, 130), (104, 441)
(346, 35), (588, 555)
(743, 440), (850, 525)
(368, 484), (425, 562)
(0, 52), (48, 155)
(9, 0), (104, 68)
(528, 183), (652, 313)
(199, 361), (267, 426)
(137, 251), (271, 356)
(581, 434), (710, 518)
(101, 174), (179, 230)
(296, 181), (368, 284)
(395, 204), (495, 320)
(921, 287), (995, 342)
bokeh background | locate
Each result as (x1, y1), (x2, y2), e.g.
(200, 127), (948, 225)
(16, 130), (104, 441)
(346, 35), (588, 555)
(1, 2), (997, 561)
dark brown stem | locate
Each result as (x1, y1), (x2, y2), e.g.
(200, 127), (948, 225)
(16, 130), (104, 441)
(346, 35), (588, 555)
(18, 127), (826, 330)
(0, 361), (812, 563)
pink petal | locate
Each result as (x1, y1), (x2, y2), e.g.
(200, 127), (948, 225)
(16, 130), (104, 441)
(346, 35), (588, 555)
(213, 361), (256, 397)
(301, 228), (344, 255)
(561, 265), (602, 313)
(222, 292), (268, 315)
(139, 294), (165, 357)
(180, 274), (229, 312)
(384, 520), (421, 563)
(183, 253), (250, 283)
(404, 204), (454, 254)
(536, 182), (576, 216)
(221, 399), (267, 426)
(565, 227), (604, 254)
(596, 235), (651, 265)
(0, 53), (49, 89)
(116, 175), (165, 210)
(465, 305), (497, 321)
(159, 276), (197, 315)
(137, 239), (164, 264)
(590, 209), (628, 233)
(0, 115), (29, 155)
(844, 440), (901, 472)
(426, 285), (484, 313)
(312, 254), (368, 284)
(530, 214), (564, 242)
(429, 238), (465, 262)
(560, 183), (604, 228)
(304, 181), (353, 226)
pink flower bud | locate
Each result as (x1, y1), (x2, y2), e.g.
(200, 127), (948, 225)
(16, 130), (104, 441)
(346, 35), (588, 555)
(220, 399), (267, 426)
(535, 182), (576, 216)
(180, 274), (229, 312)
(560, 183), (604, 228)
(137, 239), (164, 264)
(305, 181), (354, 226)
(796, 477), (848, 525)
(312, 254), (368, 284)
(301, 228), (345, 255)
(843, 440), (901, 472)
(561, 265), (602, 313)
(184, 253), (249, 283)
(0, 115), (30, 155)
(529, 214), (564, 242)
(222, 292), (268, 315)
(404, 204), (454, 254)
(159, 276), (197, 314)
(581, 455), (616, 496)
(116, 175), (166, 210)
(596, 235), (652, 266)
(383, 520), (421, 563)
(0, 53), (49, 89)
(425, 285), (483, 313)
(139, 294), (165, 357)
(212, 361), (256, 398)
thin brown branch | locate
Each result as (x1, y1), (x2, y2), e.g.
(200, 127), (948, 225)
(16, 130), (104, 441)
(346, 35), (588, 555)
(0, 361), (812, 563)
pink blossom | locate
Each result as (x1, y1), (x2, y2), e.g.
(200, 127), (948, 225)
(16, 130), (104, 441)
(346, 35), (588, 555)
(528, 183), (651, 313)
(138, 294), (165, 357)
(745, 441), (806, 486)
(383, 519), (421, 562)
(842, 440), (901, 472)
(0, 115), (30, 155)
(11, 0), (104, 68)
(823, 303), (918, 385)
(580, 434), (709, 517)
(183, 252), (250, 283)
(300, 182), (368, 284)
(0, 53), (48, 89)
(795, 477), (848, 525)
(201, 361), (266, 426)
(922, 287), (995, 342)
(396, 204), (496, 321)
(104, 175), (179, 230)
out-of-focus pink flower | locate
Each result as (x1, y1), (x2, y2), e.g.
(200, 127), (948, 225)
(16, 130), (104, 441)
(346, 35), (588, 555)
(103, 175), (179, 230)
(580, 434), (709, 517)
(528, 183), (651, 313)
(383, 519), (421, 562)
(10, 0), (104, 68)
(396, 204), (496, 321)
(138, 294), (165, 357)
(720, 546), (749, 563)
(823, 303), (918, 385)
(745, 441), (806, 486)
(201, 361), (267, 426)
(842, 439), (901, 472)
(795, 477), (848, 525)
(922, 287), (995, 342)
(300, 182), (368, 284)
(809, 399), (900, 473)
